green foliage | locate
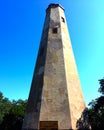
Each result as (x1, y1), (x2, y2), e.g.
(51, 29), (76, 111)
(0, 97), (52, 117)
(98, 78), (104, 94)
(0, 92), (27, 130)
(77, 78), (104, 130)
(0, 114), (23, 130)
(10, 99), (27, 117)
(0, 92), (11, 123)
(88, 78), (104, 129)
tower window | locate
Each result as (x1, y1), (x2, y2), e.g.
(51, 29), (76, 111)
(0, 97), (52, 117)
(61, 17), (65, 23)
(52, 28), (58, 34)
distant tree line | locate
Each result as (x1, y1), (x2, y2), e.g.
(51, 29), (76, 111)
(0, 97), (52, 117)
(0, 92), (27, 130)
(0, 78), (104, 130)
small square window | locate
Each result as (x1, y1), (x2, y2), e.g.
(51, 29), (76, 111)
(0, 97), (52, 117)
(61, 17), (65, 23)
(52, 28), (57, 34)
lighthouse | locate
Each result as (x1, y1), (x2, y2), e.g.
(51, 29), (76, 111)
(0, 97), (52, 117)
(22, 4), (85, 130)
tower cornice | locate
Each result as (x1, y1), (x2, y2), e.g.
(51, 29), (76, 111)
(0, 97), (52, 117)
(46, 3), (65, 12)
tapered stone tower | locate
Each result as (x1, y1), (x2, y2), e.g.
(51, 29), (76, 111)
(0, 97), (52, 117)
(22, 4), (85, 130)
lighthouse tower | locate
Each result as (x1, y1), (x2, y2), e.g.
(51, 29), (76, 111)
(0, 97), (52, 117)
(22, 4), (85, 130)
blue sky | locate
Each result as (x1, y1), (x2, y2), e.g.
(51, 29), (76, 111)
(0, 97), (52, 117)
(0, 0), (104, 106)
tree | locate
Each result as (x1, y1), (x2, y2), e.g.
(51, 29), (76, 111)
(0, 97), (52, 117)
(0, 92), (11, 123)
(76, 78), (104, 130)
(88, 78), (104, 129)
(98, 78), (104, 94)
(0, 92), (27, 130)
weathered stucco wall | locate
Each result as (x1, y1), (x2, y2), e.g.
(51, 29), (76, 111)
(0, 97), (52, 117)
(59, 7), (85, 129)
(40, 6), (72, 129)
